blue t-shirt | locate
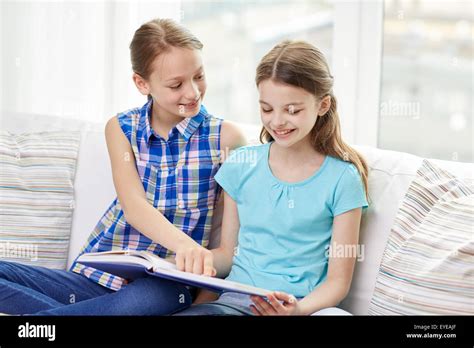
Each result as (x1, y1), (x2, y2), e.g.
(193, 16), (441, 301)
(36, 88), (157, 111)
(214, 142), (369, 298)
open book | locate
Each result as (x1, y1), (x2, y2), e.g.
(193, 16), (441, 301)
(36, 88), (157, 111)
(76, 250), (271, 297)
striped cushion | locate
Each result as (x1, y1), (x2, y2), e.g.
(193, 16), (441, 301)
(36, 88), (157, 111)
(368, 159), (473, 315)
(0, 131), (80, 269)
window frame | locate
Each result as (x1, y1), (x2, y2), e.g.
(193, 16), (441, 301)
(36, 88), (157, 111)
(331, 0), (384, 147)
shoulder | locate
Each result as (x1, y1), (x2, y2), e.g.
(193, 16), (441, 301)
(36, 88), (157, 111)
(115, 107), (141, 127)
(198, 107), (247, 150)
(326, 155), (356, 174)
(223, 143), (268, 169)
(228, 141), (267, 153)
(215, 143), (268, 191)
(105, 107), (142, 140)
(105, 115), (129, 145)
(104, 114), (134, 159)
(219, 120), (248, 162)
(220, 120), (247, 148)
(326, 156), (363, 187)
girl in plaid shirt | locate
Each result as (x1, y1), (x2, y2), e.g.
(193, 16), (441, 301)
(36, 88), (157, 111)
(0, 18), (245, 315)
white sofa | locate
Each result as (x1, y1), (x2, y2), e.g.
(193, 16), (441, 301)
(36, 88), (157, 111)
(3, 113), (473, 315)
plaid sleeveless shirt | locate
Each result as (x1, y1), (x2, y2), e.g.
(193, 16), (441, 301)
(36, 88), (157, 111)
(70, 100), (223, 291)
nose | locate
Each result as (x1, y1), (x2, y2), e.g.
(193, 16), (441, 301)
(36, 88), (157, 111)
(184, 81), (200, 101)
(271, 111), (287, 128)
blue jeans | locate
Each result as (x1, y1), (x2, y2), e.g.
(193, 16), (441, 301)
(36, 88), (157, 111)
(174, 303), (353, 316)
(174, 302), (253, 315)
(174, 292), (255, 316)
(174, 292), (353, 316)
(0, 261), (192, 315)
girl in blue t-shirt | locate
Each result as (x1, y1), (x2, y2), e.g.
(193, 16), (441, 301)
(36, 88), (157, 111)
(175, 40), (370, 316)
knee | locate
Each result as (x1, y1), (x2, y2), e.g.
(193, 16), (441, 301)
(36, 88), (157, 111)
(138, 277), (191, 301)
(131, 277), (192, 312)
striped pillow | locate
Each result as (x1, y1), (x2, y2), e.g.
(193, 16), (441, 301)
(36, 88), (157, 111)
(368, 159), (473, 315)
(0, 131), (81, 269)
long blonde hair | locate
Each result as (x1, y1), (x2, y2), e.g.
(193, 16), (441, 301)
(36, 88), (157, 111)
(256, 40), (370, 201)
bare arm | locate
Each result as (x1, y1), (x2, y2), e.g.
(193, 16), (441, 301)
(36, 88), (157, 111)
(192, 191), (240, 304)
(219, 120), (247, 163)
(296, 207), (362, 315)
(210, 191), (240, 278)
(206, 119), (246, 270)
(205, 120), (246, 250)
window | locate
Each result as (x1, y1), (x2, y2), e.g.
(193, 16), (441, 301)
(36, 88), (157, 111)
(181, 0), (334, 124)
(2, 0), (471, 163)
(0, 1), (180, 123)
(379, 0), (473, 162)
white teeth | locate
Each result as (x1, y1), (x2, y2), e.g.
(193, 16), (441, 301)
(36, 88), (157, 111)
(274, 129), (293, 135)
(181, 99), (198, 107)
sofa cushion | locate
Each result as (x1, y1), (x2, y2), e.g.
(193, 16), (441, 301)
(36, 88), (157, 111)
(368, 159), (473, 315)
(339, 145), (473, 315)
(67, 129), (116, 268)
(0, 131), (80, 269)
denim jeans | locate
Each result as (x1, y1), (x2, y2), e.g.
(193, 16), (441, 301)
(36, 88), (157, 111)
(174, 292), (265, 316)
(0, 260), (192, 315)
(174, 292), (352, 316)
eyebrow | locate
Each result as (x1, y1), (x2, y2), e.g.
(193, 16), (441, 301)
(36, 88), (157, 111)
(165, 66), (204, 82)
(259, 100), (305, 107)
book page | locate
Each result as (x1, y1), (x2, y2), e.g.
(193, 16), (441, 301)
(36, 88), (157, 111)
(130, 251), (177, 271)
(77, 252), (153, 270)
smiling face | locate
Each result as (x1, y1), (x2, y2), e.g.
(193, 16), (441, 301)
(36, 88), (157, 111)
(133, 46), (206, 120)
(258, 78), (330, 148)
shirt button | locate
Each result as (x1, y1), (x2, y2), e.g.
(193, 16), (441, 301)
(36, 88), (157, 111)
(178, 200), (185, 209)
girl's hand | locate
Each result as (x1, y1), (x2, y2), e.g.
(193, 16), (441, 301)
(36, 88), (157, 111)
(175, 244), (217, 277)
(250, 291), (301, 316)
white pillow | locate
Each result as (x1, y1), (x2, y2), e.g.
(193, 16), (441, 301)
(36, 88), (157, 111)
(0, 131), (81, 269)
(368, 159), (473, 315)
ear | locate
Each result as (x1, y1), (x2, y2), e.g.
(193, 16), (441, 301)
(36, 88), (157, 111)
(132, 73), (151, 96)
(317, 95), (332, 116)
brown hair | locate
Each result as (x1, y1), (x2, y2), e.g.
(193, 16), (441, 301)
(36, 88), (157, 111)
(256, 40), (370, 201)
(130, 18), (203, 99)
